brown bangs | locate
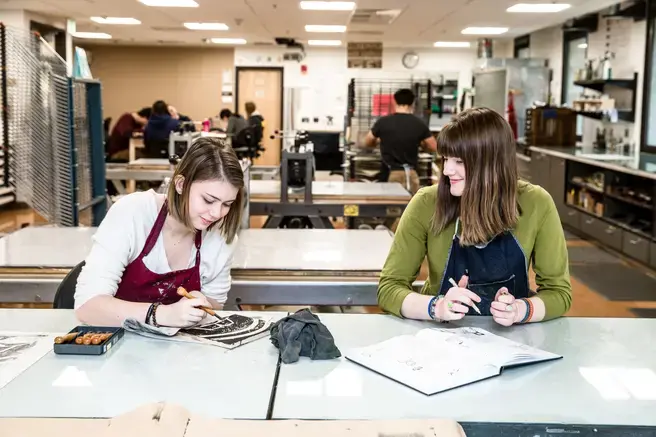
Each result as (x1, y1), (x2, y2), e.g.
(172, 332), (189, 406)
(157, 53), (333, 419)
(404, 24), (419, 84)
(432, 107), (519, 246)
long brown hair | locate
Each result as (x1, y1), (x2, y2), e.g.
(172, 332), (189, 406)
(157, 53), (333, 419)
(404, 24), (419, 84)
(432, 107), (519, 246)
(167, 137), (244, 244)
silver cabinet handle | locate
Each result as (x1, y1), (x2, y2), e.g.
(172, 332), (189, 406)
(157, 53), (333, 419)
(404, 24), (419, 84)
(568, 211), (576, 216)
(630, 239), (641, 245)
(605, 227), (616, 234)
(585, 219), (594, 225)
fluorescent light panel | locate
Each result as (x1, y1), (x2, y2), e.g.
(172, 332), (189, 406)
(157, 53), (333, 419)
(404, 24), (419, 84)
(305, 24), (346, 32)
(461, 27), (508, 35)
(434, 41), (471, 48)
(300, 1), (355, 11)
(138, 0), (199, 7)
(507, 3), (571, 13)
(184, 22), (229, 30)
(72, 32), (112, 39)
(91, 16), (141, 25)
(210, 38), (246, 44)
(308, 39), (342, 46)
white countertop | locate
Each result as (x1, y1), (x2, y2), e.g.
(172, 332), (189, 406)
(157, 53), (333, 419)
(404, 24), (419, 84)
(0, 227), (394, 272)
(0, 309), (284, 419)
(0, 226), (97, 268)
(249, 180), (411, 198)
(272, 314), (656, 426)
(232, 229), (393, 271)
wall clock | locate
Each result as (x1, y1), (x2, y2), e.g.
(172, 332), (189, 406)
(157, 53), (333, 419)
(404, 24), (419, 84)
(402, 52), (419, 69)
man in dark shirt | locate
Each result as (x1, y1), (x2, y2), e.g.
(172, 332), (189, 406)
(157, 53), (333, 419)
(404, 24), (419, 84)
(364, 88), (437, 194)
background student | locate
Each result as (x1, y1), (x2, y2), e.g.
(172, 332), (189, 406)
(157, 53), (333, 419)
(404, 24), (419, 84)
(144, 100), (180, 158)
(245, 101), (265, 146)
(377, 107), (572, 326)
(74, 137), (245, 328)
(364, 88), (437, 195)
(106, 107), (152, 161)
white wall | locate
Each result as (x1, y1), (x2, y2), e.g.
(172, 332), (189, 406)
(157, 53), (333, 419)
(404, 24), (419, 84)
(0, 10), (29, 30)
(235, 46), (477, 133)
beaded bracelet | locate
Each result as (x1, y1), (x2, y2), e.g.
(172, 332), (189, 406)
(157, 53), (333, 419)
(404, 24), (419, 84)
(151, 302), (161, 327)
(145, 303), (155, 324)
(518, 298), (534, 324)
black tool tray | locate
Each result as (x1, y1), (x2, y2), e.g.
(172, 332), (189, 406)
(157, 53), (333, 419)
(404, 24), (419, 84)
(53, 326), (124, 356)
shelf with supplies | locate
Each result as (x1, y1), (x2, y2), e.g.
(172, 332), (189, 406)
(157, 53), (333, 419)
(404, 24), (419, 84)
(529, 146), (656, 269)
(564, 159), (655, 266)
(574, 110), (635, 123)
(572, 73), (638, 125)
(573, 77), (637, 93)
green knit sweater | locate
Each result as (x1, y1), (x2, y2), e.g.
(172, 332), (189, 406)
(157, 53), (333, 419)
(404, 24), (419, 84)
(377, 180), (572, 320)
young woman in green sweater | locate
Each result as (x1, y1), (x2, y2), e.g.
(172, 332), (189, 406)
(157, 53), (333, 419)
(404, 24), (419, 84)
(378, 107), (572, 326)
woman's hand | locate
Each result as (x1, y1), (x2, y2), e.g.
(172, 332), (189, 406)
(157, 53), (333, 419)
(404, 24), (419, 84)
(491, 288), (521, 327)
(434, 275), (481, 321)
(158, 290), (210, 328)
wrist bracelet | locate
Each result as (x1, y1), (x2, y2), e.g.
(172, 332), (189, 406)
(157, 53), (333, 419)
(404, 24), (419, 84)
(519, 298), (534, 324)
(152, 303), (161, 327)
(428, 296), (438, 320)
(145, 303), (155, 325)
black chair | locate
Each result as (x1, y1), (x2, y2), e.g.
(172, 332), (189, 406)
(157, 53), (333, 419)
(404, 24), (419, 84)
(53, 261), (85, 309)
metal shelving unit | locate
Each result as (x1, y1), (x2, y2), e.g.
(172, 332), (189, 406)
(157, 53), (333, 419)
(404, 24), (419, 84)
(0, 24), (106, 226)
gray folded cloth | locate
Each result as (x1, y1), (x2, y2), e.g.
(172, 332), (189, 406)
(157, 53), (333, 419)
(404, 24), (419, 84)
(269, 309), (341, 364)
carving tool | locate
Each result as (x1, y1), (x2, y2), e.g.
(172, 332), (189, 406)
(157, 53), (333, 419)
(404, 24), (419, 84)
(54, 332), (80, 344)
(448, 278), (482, 315)
(177, 287), (223, 320)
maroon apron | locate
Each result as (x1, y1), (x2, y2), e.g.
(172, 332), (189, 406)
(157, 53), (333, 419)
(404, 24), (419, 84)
(114, 200), (202, 305)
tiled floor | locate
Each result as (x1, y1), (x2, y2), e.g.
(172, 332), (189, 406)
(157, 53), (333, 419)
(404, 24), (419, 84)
(1, 206), (655, 318)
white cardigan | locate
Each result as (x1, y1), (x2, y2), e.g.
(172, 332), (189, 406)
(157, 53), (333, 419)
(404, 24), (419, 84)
(74, 190), (236, 309)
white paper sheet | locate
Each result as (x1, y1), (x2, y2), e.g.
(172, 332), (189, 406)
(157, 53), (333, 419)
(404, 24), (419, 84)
(0, 332), (55, 390)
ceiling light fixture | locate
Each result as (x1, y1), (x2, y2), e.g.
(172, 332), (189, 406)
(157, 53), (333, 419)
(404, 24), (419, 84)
(305, 24), (347, 33)
(138, 0), (199, 7)
(507, 3), (571, 13)
(578, 43), (588, 49)
(184, 22), (229, 30)
(91, 17), (141, 25)
(209, 38), (247, 44)
(308, 39), (342, 46)
(461, 27), (508, 35)
(434, 41), (471, 48)
(72, 32), (112, 39)
(300, 1), (355, 11)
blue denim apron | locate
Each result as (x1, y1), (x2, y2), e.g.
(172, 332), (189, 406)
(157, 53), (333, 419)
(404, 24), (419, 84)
(437, 218), (530, 316)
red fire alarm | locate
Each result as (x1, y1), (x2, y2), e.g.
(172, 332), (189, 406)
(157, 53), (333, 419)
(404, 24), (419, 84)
(301, 64), (308, 74)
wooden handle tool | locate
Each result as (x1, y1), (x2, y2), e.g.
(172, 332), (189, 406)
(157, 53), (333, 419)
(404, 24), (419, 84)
(54, 332), (80, 344)
(177, 287), (222, 320)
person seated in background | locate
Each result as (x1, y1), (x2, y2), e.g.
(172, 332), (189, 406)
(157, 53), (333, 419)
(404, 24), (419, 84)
(245, 101), (265, 146)
(144, 100), (180, 158)
(219, 109), (248, 139)
(106, 107), (152, 161)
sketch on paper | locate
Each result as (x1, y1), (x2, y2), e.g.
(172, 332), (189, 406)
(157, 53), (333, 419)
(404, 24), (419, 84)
(123, 314), (272, 350)
(0, 332), (55, 390)
(182, 314), (270, 347)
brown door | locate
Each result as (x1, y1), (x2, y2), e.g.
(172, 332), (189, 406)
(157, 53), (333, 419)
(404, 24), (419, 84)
(236, 68), (283, 166)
